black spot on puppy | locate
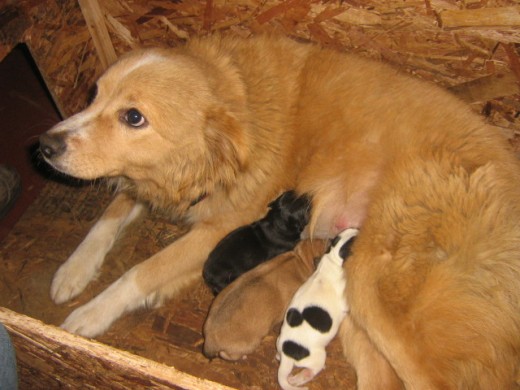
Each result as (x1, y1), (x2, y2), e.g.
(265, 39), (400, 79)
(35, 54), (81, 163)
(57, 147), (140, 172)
(302, 306), (333, 333)
(325, 235), (341, 254)
(282, 341), (310, 361)
(286, 308), (304, 327)
(339, 236), (356, 262)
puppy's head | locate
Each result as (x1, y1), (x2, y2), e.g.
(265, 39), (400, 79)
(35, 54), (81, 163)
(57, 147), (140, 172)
(40, 48), (249, 210)
(268, 191), (312, 234)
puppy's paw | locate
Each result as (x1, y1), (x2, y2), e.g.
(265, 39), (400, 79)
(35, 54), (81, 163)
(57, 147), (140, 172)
(288, 368), (315, 387)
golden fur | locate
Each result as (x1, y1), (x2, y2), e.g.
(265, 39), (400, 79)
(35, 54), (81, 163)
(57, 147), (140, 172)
(40, 35), (520, 388)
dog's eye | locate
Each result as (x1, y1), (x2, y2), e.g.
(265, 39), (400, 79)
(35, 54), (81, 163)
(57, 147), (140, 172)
(124, 108), (147, 128)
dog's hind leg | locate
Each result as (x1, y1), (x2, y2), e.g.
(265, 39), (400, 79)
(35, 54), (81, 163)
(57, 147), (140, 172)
(51, 193), (144, 304)
(340, 316), (404, 390)
(60, 218), (242, 337)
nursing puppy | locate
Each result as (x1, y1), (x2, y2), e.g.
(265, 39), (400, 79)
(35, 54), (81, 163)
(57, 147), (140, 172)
(203, 239), (327, 361)
(203, 190), (311, 295)
(38, 34), (520, 387)
(276, 229), (357, 390)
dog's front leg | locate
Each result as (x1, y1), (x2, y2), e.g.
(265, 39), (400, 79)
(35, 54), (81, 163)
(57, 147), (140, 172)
(51, 192), (144, 304)
(60, 220), (238, 338)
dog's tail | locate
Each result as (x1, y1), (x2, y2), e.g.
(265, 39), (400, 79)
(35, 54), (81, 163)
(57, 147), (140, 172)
(277, 356), (307, 390)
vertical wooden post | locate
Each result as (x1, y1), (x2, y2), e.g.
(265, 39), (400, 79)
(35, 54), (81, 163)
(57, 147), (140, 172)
(78, 0), (117, 69)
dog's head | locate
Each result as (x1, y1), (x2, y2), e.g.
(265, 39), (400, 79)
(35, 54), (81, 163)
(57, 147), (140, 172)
(40, 48), (249, 211)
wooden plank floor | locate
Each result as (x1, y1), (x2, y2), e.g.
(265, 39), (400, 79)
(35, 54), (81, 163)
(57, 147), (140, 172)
(0, 180), (357, 389)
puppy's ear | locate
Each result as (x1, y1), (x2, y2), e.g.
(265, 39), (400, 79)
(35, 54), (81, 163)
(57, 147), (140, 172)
(204, 107), (249, 183)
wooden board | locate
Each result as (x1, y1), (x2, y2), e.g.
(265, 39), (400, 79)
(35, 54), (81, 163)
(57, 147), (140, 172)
(0, 307), (233, 389)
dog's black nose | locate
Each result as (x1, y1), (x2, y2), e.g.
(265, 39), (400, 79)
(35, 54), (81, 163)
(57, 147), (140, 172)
(39, 132), (67, 159)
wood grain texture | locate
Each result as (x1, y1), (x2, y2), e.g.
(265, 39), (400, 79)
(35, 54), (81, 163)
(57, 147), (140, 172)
(78, 0), (117, 69)
(0, 307), (235, 390)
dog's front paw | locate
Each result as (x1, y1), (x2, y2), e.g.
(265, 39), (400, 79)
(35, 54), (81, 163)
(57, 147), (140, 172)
(50, 237), (111, 304)
(61, 298), (117, 338)
(61, 272), (144, 338)
(51, 254), (98, 304)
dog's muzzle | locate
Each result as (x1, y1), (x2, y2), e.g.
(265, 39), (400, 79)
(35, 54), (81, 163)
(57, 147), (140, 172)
(39, 132), (67, 160)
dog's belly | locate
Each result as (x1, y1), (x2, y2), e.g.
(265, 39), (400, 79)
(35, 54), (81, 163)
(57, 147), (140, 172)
(308, 201), (365, 239)
(301, 167), (380, 239)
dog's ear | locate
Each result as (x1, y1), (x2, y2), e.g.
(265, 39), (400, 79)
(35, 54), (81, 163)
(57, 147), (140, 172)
(204, 107), (249, 181)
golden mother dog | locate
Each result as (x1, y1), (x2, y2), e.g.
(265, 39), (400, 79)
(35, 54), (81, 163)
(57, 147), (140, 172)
(39, 35), (520, 387)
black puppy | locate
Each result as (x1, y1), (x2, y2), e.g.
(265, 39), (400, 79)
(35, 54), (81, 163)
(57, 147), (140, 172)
(203, 191), (312, 295)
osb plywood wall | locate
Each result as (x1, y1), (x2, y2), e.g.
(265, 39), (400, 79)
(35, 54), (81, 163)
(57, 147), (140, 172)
(1, 0), (519, 134)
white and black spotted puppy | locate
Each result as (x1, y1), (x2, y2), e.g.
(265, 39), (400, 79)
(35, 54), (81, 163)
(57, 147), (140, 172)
(276, 228), (358, 390)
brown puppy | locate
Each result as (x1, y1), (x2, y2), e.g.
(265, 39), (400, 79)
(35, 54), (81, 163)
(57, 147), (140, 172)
(203, 239), (327, 361)
(38, 34), (520, 387)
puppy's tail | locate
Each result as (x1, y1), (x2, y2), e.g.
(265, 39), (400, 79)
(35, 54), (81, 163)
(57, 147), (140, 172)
(278, 357), (306, 390)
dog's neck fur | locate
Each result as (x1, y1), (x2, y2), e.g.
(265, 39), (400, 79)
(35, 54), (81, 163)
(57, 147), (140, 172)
(111, 172), (217, 221)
